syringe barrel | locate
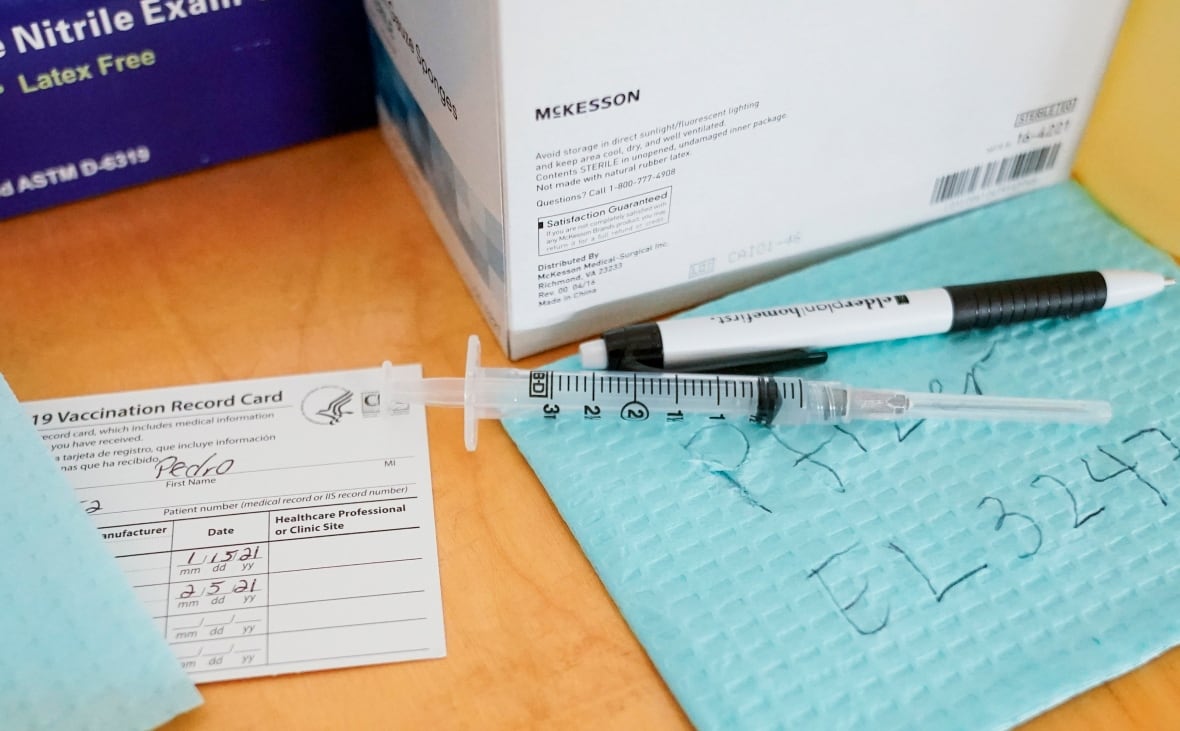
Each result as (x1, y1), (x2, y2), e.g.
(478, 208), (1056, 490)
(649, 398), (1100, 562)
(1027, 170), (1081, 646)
(475, 373), (896, 425)
(477, 372), (865, 426)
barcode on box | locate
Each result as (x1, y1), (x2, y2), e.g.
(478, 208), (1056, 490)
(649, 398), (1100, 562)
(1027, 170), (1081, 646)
(931, 143), (1062, 204)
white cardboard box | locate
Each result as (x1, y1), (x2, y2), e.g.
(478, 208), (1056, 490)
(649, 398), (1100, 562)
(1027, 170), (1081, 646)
(365, 0), (1128, 359)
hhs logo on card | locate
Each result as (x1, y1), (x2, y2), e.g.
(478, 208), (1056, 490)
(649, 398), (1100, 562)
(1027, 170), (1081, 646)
(300, 386), (354, 425)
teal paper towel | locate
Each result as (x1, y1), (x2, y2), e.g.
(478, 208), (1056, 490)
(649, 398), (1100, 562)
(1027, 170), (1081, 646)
(504, 182), (1180, 729)
(0, 377), (201, 730)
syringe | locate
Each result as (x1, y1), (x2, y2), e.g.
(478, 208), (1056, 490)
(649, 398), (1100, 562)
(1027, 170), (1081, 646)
(385, 336), (1112, 451)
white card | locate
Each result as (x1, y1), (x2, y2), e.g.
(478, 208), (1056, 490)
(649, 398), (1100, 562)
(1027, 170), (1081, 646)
(27, 366), (446, 682)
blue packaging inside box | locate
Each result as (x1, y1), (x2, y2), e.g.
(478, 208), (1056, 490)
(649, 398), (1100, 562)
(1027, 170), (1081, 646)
(0, 0), (375, 220)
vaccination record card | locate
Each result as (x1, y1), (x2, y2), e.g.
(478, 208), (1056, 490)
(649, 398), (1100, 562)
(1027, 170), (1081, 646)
(26, 366), (446, 682)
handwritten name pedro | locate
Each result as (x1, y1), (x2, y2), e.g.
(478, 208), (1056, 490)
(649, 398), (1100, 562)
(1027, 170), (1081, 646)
(16, 49), (155, 94)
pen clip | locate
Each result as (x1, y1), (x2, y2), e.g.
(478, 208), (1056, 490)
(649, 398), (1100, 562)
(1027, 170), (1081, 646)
(620, 349), (828, 374)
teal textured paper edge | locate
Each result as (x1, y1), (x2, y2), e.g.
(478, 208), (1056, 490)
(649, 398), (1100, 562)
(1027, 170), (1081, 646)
(0, 376), (202, 731)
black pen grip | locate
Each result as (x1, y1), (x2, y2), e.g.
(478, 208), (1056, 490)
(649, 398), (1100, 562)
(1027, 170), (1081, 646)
(946, 271), (1108, 330)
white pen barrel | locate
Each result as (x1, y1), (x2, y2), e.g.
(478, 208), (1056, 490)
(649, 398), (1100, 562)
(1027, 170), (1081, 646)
(658, 288), (953, 368)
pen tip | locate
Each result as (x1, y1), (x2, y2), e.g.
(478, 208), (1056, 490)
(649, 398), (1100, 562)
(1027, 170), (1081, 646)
(1166, 278), (1177, 287)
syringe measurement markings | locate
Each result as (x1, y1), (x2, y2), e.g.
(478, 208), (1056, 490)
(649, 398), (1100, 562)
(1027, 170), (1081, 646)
(715, 376), (722, 406)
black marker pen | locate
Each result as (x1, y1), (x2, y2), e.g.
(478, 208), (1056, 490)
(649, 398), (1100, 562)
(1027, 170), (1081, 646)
(579, 270), (1173, 370)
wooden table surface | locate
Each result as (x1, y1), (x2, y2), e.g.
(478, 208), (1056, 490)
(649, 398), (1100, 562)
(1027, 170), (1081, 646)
(2, 125), (1177, 729)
